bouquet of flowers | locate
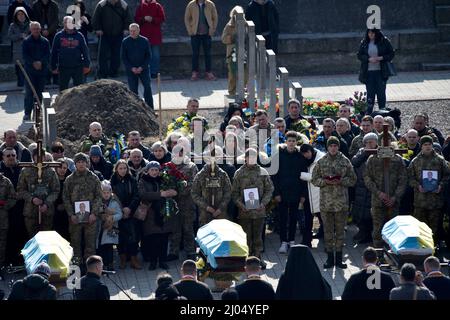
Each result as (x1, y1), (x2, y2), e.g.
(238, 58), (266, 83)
(345, 91), (368, 115)
(160, 162), (188, 222)
(303, 100), (340, 117)
(397, 137), (414, 161)
(167, 112), (196, 136)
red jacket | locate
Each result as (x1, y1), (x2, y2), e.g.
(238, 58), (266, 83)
(135, 0), (165, 45)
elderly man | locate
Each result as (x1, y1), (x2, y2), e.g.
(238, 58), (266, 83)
(248, 109), (275, 149)
(373, 115), (384, 134)
(51, 16), (90, 92)
(408, 135), (450, 241)
(311, 137), (357, 269)
(79, 122), (112, 156)
(412, 114), (445, 146)
(313, 118), (349, 157)
(0, 129), (32, 162)
(21, 21), (50, 121)
(284, 99), (306, 131)
(127, 148), (149, 178)
(349, 115), (376, 158)
(364, 133), (407, 248)
(338, 104), (360, 136)
(121, 23), (153, 108)
(92, 0), (133, 78)
(127, 131), (151, 160)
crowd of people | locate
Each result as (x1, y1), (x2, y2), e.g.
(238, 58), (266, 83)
(0, 94), (450, 299)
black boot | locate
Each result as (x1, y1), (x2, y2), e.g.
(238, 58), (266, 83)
(323, 252), (334, 269)
(335, 252), (347, 269)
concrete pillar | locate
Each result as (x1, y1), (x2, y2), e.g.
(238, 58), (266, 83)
(42, 92), (51, 147)
(290, 82), (303, 115)
(236, 8), (246, 101)
(278, 67), (289, 117)
(47, 108), (57, 147)
(43, 92), (51, 109)
(266, 50), (276, 120)
(246, 21), (256, 112)
(256, 35), (266, 108)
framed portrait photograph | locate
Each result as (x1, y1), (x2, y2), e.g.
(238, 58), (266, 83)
(244, 188), (260, 210)
(422, 170), (438, 193)
(74, 201), (90, 223)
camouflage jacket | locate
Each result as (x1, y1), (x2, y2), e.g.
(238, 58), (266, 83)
(63, 169), (103, 217)
(232, 164), (274, 219)
(79, 134), (112, 157)
(17, 167), (60, 217)
(363, 153), (407, 208)
(0, 173), (16, 229)
(311, 151), (357, 212)
(174, 158), (198, 199)
(349, 129), (378, 158)
(408, 151), (450, 209)
(191, 164), (232, 215)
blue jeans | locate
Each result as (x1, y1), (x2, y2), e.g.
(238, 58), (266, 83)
(24, 71), (46, 116)
(127, 69), (154, 109)
(366, 70), (387, 114)
(98, 34), (123, 78)
(150, 45), (160, 76)
(191, 34), (212, 72)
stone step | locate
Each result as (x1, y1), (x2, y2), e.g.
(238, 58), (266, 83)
(422, 62), (450, 71)
(436, 5), (450, 24)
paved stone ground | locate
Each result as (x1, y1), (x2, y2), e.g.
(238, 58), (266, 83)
(1, 70), (450, 135)
(0, 223), (396, 300)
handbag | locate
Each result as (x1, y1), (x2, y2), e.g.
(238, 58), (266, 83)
(386, 61), (397, 77)
(134, 202), (149, 221)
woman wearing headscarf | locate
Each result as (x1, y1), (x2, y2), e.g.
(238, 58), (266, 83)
(8, 6), (30, 87)
(276, 245), (332, 300)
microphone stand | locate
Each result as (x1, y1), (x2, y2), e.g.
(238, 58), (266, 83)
(104, 273), (133, 300)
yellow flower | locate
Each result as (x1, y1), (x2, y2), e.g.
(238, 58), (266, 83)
(182, 120), (190, 127)
(176, 116), (184, 123)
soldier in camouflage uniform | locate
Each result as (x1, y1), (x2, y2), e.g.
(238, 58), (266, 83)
(232, 148), (274, 268)
(168, 138), (199, 261)
(408, 136), (450, 241)
(0, 173), (16, 268)
(191, 161), (232, 226)
(311, 137), (356, 269)
(349, 115), (376, 158)
(363, 133), (408, 248)
(17, 150), (60, 237)
(79, 122), (113, 158)
(63, 153), (103, 264)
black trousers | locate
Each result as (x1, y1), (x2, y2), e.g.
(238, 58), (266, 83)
(59, 66), (84, 91)
(302, 199), (314, 246)
(144, 233), (169, 264)
(278, 201), (299, 242)
(97, 244), (114, 266)
(366, 70), (387, 114)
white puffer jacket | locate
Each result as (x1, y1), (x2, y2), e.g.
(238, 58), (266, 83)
(300, 149), (325, 214)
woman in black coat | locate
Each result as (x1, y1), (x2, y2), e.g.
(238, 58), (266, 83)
(357, 28), (395, 115)
(110, 159), (141, 269)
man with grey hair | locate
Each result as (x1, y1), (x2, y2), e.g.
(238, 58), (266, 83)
(313, 118), (349, 157)
(127, 131), (151, 160)
(373, 115), (384, 134)
(80, 122), (112, 157)
(423, 256), (450, 300)
(51, 15), (91, 91)
(121, 23), (153, 108)
(338, 104), (361, 136)
(127, 148), (149, 178)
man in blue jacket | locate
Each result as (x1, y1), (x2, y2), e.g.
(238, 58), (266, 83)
(21, 21), (50, 121)
(121, 23), (153, 109)
(51, 16), (90, 92)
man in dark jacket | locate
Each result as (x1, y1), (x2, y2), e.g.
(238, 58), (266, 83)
(92, 0), (133, 78)
(422, 256), (450, 300)
(127, 131), (151, 160)
(8, 261), (57, 300)
(235, 256), (275, 300)
(272, 131), (307, 253)
(21, 21), (49, 121)
(75, 255), (110, 300)
(32, 0), (58, 42)
(0, 130), (32, 162)
(245, 0), (279, 53)
(341, 247), (395, 300)
(390, 263), (435, 300)
(51, 16), (90, 92)
(283, 99), (306, 131)
(121, 23), (153, 108)
(313, 118), (349, 158)
(173, 260), (213, 300)
(89, 145), (113, 180)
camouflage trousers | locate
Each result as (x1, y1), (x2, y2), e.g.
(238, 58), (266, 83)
(414, 208), (441, 241)
(371, 206), (398, 248)
(238, 218), (265, 257)
(322, 211), (346, 253)
(199, 210), (227, 227)
(169, 197), (196, 256)
(69, 222), (97, 262)
(24, 212), (54, 238)
(0, 228), (6, 266)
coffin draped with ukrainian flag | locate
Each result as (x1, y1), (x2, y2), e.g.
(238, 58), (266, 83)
(381, 215), (434, 255)
(21, 231), (73, 279)
(195, 219), (249, 269)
